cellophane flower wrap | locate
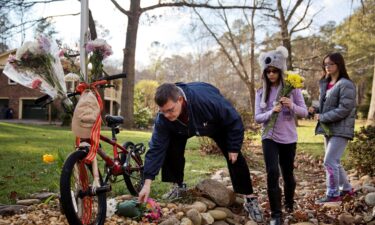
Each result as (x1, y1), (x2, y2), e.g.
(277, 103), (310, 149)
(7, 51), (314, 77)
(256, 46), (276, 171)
(86, 39), (113, 82)
(3, 35), (73, 110)
(262, 71), (304, 136)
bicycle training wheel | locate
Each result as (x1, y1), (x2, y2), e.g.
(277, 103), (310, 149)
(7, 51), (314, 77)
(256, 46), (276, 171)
(121, 142), (144, 196)
(60, 150), (107, 225)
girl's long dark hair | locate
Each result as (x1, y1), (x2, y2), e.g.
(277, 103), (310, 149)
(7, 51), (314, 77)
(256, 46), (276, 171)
(262, 67), (283, 103)
(321, 52), (351, 81)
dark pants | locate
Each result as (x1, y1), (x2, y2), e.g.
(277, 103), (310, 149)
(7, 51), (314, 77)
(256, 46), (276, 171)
(262, 139), (296, 218)
(162, 134), (254, 195)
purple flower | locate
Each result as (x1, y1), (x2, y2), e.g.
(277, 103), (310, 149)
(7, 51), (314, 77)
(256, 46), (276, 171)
(85, 39), (113, 59)
(37, 36), (51, 54)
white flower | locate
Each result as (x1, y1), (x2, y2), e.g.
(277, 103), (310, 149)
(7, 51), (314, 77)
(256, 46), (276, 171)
(15, 41), (32, 60)
(106, 198), (118, 218)
(15, 41), (43, 60)
(28, 41), (43, 55)
(301, 89), (310, 98)
(64, 73), (80, 82)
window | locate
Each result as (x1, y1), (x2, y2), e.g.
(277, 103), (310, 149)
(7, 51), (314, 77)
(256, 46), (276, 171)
(8, 79), (16, 85)
(66, 81), (75, 92)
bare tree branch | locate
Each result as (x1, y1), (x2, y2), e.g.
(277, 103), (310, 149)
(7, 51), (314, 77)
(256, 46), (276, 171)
(192, 7), (247, 83)
(5, 13), (79, 31)
(292, 19), (313, 33)
(263, 13), (279, 20)
(220, 7), (249, 80)
(141, 1), (272, 13)
(285, 0), (303, 24)
(289, 0), (312, 34)
(0, 0), (65, 9)
(346, 52), (375, 66)
(110, 0), (130, 16)
(292, 66), (321, 72)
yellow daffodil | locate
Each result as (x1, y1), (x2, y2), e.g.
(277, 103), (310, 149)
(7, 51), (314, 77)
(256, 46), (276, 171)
(263, 71), (305, 136)
(43, 154), (55, 163)
(285, 71), (304, 89)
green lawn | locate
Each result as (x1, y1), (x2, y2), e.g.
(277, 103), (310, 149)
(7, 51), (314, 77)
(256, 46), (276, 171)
(0, 120), (365, 204)
(0, 122), (220, 204)
(296, 119), (366, 157)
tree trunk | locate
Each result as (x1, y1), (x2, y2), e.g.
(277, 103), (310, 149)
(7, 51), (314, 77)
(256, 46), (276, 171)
(121, 0), (140, 128)
(88, 10), (97, 40)
(249, 5), (256, 121)
(366, 56), (375, 126)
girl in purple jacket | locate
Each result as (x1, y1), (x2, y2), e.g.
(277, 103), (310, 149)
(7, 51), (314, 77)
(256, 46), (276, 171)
(255, 46), (308, 225)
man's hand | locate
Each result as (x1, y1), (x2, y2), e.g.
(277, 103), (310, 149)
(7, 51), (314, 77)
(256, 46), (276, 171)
(138, 179), (152, 203)
(228, 152), (238, 164)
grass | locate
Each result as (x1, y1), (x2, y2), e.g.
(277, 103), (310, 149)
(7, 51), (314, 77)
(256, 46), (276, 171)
(296, 119), (366, 157)
(0, 119), (366, 204)
(0, 122), (214, 204)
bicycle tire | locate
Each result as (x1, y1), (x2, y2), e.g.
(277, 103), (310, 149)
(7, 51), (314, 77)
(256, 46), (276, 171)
(60, 150), (107, 225)
(121, 142), (144, 196)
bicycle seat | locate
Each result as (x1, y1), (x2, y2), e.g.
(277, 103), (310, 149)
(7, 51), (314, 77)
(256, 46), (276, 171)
(105, 115), (124, 127)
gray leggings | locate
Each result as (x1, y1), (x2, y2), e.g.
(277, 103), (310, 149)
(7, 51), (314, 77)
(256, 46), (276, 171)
(323, 136), (352, 197)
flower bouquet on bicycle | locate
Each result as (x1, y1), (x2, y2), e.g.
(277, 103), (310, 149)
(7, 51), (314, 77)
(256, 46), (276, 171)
(3, 35), (73, 111)
(58, 74), (146, 225)
(57, 41), (146, 225)
(4, 36), (146, 225)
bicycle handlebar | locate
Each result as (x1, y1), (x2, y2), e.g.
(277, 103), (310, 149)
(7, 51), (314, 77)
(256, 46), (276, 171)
(35, 94), (51, 105)
(34, 73), (126, 107)
(96, 73), (126, 81)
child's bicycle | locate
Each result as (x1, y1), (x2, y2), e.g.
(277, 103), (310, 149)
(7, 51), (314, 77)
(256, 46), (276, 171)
(37, 73), (145, 225)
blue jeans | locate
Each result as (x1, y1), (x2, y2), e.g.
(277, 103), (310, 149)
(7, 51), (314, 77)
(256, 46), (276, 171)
(323, 136), (352, 197)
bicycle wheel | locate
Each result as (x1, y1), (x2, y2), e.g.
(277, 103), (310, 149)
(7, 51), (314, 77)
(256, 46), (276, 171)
(121, 142), (144, 196)
(60, 150), (107, 225)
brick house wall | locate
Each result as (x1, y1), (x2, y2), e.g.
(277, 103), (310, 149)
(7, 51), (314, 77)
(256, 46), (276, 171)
(0, 49), (122, 120)
(0, 71), (44, 119)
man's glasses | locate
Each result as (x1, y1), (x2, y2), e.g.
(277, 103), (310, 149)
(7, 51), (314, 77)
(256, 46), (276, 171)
(324, 63), (336, 67)
(160, 102), (177, 114)
(266, 69), (279, 74)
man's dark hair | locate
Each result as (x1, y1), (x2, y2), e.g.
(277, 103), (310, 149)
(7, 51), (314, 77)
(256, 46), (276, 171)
(154, 83), (181, 106)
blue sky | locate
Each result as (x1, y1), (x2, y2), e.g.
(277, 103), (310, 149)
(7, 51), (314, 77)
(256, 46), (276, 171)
(10, 0), (361, 67)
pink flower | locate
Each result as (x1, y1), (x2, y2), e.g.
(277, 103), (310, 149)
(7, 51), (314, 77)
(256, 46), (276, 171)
(85, 39), (113, 59)
(7, 54), (16, 63)
(31, 79), (42, 89)
(142, 198), (161, 222)
(59, 49), (65, 57)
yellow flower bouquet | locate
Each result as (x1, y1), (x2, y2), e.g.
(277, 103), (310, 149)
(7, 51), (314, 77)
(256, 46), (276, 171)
(262, 71), (304, 136)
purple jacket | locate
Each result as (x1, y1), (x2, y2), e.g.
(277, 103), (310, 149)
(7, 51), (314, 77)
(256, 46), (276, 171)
(255, 87), (308, 144)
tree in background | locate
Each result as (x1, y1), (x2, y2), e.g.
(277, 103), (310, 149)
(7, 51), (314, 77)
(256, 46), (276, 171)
(109, 0), (268, 128)
(291, 21), (339, 101)
(134, 80), (159, 128)
(264, 0), (317, 70)
(192, 0), (268, 120)
(334, 0), (375, 125)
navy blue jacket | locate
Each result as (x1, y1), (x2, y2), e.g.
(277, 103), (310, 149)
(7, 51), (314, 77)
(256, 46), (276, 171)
(143, 82), (244, 180)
